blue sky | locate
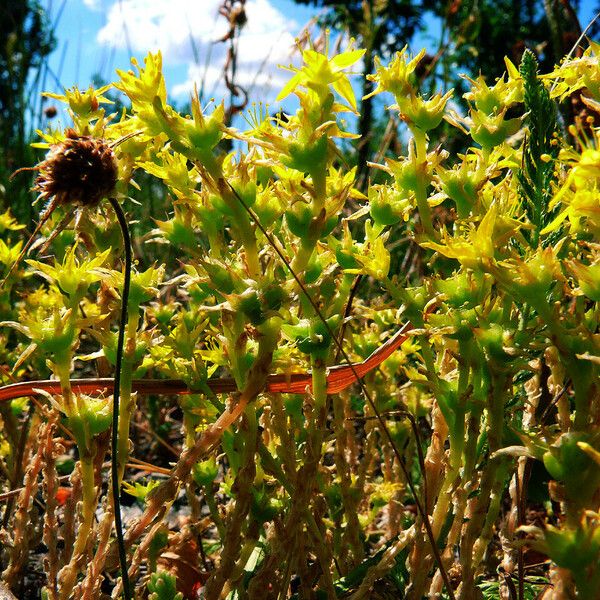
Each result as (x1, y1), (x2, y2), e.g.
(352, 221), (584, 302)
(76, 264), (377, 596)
(37, 0), (599, 131)
(40, 1), (317, 113)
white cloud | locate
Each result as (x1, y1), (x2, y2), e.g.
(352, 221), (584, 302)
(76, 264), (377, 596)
(96, 0), (302, 102)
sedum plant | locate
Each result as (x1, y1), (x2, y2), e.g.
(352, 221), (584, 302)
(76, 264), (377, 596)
(0, 37), (599, 600)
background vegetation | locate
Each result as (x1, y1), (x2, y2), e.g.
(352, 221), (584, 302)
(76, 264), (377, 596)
(1, 1), (599, 599)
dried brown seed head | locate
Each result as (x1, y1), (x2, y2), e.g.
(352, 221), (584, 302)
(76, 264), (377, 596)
(34, 130), (118, 208)
(44, 105), (58, 119)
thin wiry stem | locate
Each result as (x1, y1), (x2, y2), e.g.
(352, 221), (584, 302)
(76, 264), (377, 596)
(108, 197), (133, 600)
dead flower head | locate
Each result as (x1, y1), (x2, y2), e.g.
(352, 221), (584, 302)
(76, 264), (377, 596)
(34, 129), (118, 208)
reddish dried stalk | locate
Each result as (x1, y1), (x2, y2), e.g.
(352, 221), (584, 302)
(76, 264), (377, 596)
(41, 411), (61, 600)
(0, 322), (413, 403)
(1, 418), (48, 586)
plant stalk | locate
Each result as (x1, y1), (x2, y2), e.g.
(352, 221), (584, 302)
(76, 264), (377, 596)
(108, 197), (133, 600)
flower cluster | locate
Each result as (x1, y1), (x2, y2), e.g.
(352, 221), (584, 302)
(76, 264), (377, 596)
(1, 38), (599, 600)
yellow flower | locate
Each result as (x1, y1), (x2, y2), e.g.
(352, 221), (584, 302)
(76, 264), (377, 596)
(463, 57), (523, 113)
(45, 84), (113, 118)
(344, 220), (391, 280)
(27, 245), (111, 300)
(422, 203), (499, 270)
(0, 209), (25, 234)
(542, 132), (600, 235)
(115, 52), (167, 108)
(365, 46), (426, 101)
(393, 90), (454, 132)
(544, 41), (600, 102)
(277, 44), (365, 111)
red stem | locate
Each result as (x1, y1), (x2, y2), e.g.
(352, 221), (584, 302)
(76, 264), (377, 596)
(0, 322), (413, 402)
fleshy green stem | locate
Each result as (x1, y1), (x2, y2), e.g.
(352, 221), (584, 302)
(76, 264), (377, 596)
(55, 361), (75, 416)
(116, 310), (140, 482)
(116, 361), (134, 482)
(73, 457), (96, 555)
(410, 127), (436, 241)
